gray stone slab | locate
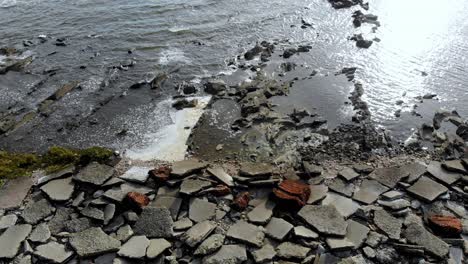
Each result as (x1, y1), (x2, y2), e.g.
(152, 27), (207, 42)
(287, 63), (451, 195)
(377, 199), (410, 211)
(133, 207), (173, 238)
(189, 198), (216, 223)
(373, 209), (402, 239)
(151, 196), (182, 220)
(64, 217), (92, 233)
(0, 176), (33, 209)
(171, 159), (207, 177)
(173, 217), (193, 231)
(69, 227), (121, 257)
(369, 166), (410, 188)
(265, 217), (293, 241)
(328, 178), (354, 197)
(119, 166), (150, 184)
(247, 199), (275, 224)
(251, 244), (276, 263)
(352, 179), (389, 205)
(0, 224), (32, 259)
(73, 162), (114, 186)
(404, 223), (449, 258)
(22, 198), (54, 224)
(112, 224), (134, 242)
(33, 241), (73, 263)
(293, 226), (319, 239)
(117, 235), (150, 259)
(194, 234), (225, 256)
(276, 242), (310, 260)
(345, 220), (369, 248)
(207, 167), (234, 186)
(338, 167), (359, 181)
(298, 205), (347, 236)
(322, 192), (360, 218)
(406, 176), (448, 202)
(104, 182), (153, 202)
(202, 244), (247, 264)
(28, 223), (51, 243)
(181, 220), (216, 247)
(427, 161), (461, 185)
(40, 177), (74, 202)
(146, 238), (171, 259)
(0, 214), (17, 230)
(400, 162), (427, 183)
(307, 184), (328, 204)
(180, 179), (211, 195)
(239, 162), (273, 177)
(381, 190), (404, 201)
(34, 165), (75, 186)
(48, 207), (73, 235)
(226, 220), (265, 247)
(326, 237), (355, 251)
(442, 160), (467, 174)
(81, 206), (104, 221)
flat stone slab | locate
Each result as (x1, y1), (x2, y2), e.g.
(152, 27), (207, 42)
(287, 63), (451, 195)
(22, 198), (54, 224)
(265, 217), (293, 240)
(369, 166), (410, 188)
(226, 220), (265, 247)
(0, 214), (17, 230)
(328, 178), (354, 197)
(345, 220), (369, 248)
(180, 179), (211, 195)
(203, 244), (247, 264)
(40, 177), (75, 202)
(406, 176), (448, 202)
(298, 205), (347, 236)
(0, 176), (33, 209)
(381, 190), (404, 201)
(34, 165), (75, 186)
(252, 244), (276, 263)
(0, 224), (32, 258)
(400, 162), (427, 183)
(117, 235), (150, 259)
(69, 227), (121, 257)
(239, 162), (273, 177)
(247, 199), (275, 224)
(293, 226), (319, 239)
(29, 223), (51, 243)
(442, 160), (467, 174)
(338, 167), (360, 181)
(427, 161), (461, 185)
(207, 167), (234, 186)
(173, 217), (193, 231)
(189, 198), (216, 223)
(322, 192), (360, 218)
(194, 234), (225, 256)
(352, 179), (389, 205)
(307, 184), (328, 204)
(73, 162), (114, 186)
(147, 238), (171, 259)
(404, 223), (449, 258)
(373, 209), (402, 239)
(171, 159), (207, 177)
(81, 206), (104, 221)
(182, 220), (217, 247)
(151, 196), (182, 220)
(276, 242), (310, 260)
(133, 207), (173, 238)
(33, 241), (73, 263)
(104, 182), (153, 202)
(326, 237), (355, 251)
(119, 166), (150, 183)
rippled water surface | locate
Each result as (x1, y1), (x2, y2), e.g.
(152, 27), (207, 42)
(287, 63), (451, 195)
(0, 0), (467, 153)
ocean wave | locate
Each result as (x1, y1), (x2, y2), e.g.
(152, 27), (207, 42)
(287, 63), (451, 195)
(0, 0), (16, 8)
(159, 48), (191, 65)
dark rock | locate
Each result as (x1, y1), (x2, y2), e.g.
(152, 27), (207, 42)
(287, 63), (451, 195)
(204, 80), (227, 95)
(172, 98), (198, 110)
(298, 205), (347, 236)
(133, 207), (173, 238)
(244, 44), (263, 60)
(351, 34), (373, 48)
(282, 48), (297, 59)
(69, 227), (121, 258)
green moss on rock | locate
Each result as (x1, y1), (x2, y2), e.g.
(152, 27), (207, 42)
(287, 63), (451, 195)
(0, 146), (114, 185)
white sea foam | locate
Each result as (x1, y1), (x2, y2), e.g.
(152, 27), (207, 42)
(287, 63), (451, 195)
(159, 48), (191, 65)
(125, 96), (211, 161)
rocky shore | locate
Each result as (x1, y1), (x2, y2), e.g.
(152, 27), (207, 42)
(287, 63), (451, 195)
(0, 152), (467, 264)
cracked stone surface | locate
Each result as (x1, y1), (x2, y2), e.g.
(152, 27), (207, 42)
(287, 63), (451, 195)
(69, 227), (121, 257)
(133, 207), (173, 238)
(194, 234), (225, 256)
(117, 235), (150, 259)
(181, 220), (216, 247)
(202, 244), (247, 264)
(427, 161), (461, 185)
(369, 166), (410, 188)
(265, 217), (293, 240)
(146, 238), (171, 259)
(189, 198), (216, 223)
(406, 176), (448, 202)
(276, 242), (310, 260)
(226, 220), (265, 247)
(298, 205), (348, 236)
(307, 184), (328, 204)
(252, 244), (276, 263)
(73, 162), (114, 185)
(352, 179), (389, 205)
(40, 177), (75, 202)
(33, 241), (73, 263)
(28, 223), (51, 243)
(404, 223), (449, 258)
(207, 167), (234, 186)
(21, 198), (54, 225)
(247, 199), (275, 224)
(171, 160), (208, 177)
(322, 192), (360, 218)
(373, 209), (402, 239)
(0, 224), (32, 259)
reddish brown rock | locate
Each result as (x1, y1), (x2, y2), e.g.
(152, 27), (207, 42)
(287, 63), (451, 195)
(428, 215), (462, 237)
(149, 166), (171, 182)
(273, 180), (310, 209)
(232, 192), (250, 210)
(124, 192), (150, 213)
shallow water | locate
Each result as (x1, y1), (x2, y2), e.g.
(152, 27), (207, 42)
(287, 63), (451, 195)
(0, 0), (467, 156)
